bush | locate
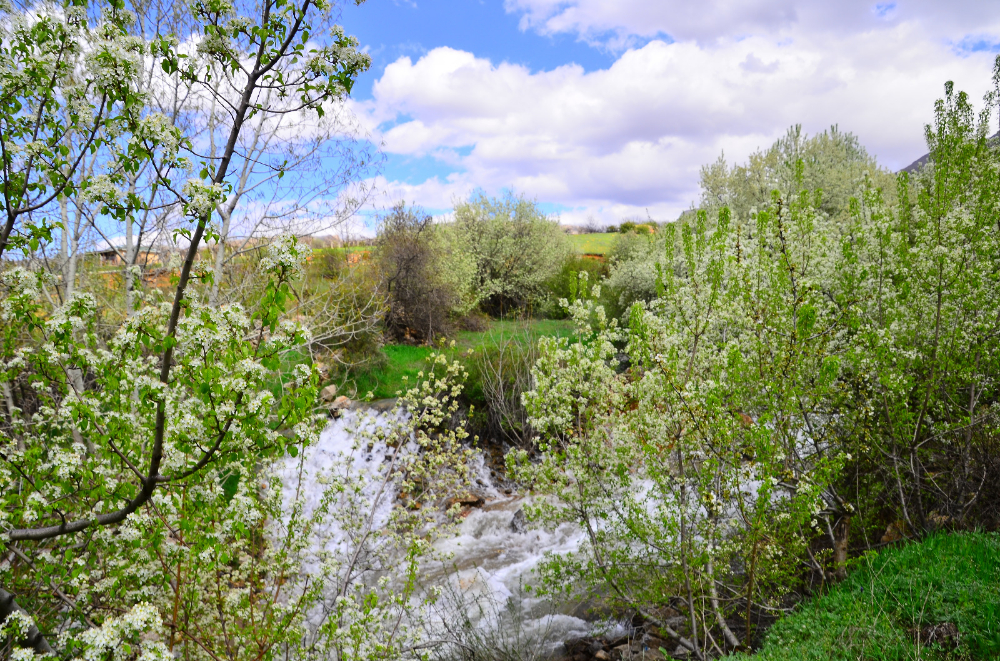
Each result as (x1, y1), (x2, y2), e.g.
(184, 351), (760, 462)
(466, 328), (539, 447)
(730, 533), (1000, 660)
(374, 202), (475, 342)
(544, 255), (609, 318)
(453, 190), (570, 316)
(602, 231), (661, 316)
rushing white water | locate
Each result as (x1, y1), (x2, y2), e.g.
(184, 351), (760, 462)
(277, 408), (609, 651)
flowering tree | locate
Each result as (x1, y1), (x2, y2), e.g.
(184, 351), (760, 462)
(0, 0), (474, 658)
(845, 76), (1000, 537)
(452, 191), (570, 316)
(514, 188), (853, 657)
(514, 66), (1000, 659)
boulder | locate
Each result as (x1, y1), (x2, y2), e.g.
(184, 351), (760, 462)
(447, 494), (485, 508)
(320, 384), (338, 402)
(509, 509), (528, 534)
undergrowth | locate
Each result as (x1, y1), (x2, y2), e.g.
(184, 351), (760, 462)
(345, 319), (574, 400)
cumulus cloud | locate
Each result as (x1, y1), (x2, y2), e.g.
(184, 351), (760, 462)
(355, 1), (1000, 223)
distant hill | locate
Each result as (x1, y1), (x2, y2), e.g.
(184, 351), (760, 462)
(900, 130), (1000, 173)
(900, 152), (930, 173)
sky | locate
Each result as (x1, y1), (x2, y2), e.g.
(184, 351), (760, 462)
(334, 0), (1000, 230)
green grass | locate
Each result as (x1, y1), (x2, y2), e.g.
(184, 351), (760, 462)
(730, 532), (1000, 660)
(346, 319), (575, 400)
(568, 233), (619, 255)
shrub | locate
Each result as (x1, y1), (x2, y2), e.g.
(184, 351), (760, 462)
(602, 231), (661, 315)
(466, 328), (539, 447)
(374, 202), (476, 342)
(544, 255), (609, 318)
(453, 190), (570, 316)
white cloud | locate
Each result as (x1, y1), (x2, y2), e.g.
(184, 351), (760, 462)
(356, 2), (1000, 224)
(503, 0), (1000, 47)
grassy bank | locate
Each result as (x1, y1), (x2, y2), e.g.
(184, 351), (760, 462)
(346, 319), (574, 400)
(730, 532), (1000, 660)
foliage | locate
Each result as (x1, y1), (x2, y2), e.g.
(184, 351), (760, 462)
(729, 532), (1000, 661)
(514, 69), (1000, 659)
(465, 325), (540, 447)
(699, 125), (895, 226)
(617, 221), (655, 235)
(452, 191), (570, 317)
(544, 255), (608, 319)
(841, 78), (1000, 537)
(604, 126), (893, 317)
(0, 0), (159, 258)
(602, 231), (662, 314)
(374, 203), (476, 343)
(345, 319), (574, 402)
(513, 186), (853, 656)
(0, 0), (480, 657)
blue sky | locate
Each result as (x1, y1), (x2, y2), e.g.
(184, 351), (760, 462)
(342, 1), (619, 96)
(333, 0), (1000, 232)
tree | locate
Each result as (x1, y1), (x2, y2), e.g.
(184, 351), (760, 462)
(605, 126), (895, 317)
(845, 75), (1000, 537)
(516, 66), (1000, 659)
(452, 190), (570, 317)
(0, 0), (471, 656)
(515, 189), (852, 657)
(374, 202), (475, 342)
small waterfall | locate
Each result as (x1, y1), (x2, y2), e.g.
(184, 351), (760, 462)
(277, 408), (617, 654)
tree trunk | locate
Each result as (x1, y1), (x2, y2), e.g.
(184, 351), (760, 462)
(831, 517), (850, 581)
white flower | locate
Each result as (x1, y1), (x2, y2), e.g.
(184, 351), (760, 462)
(258, 235), (306, 275)
(182, 179), (224, 218)
(82, 174), (122, 206)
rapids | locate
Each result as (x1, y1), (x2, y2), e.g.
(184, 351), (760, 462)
(277, 408), (621, 653)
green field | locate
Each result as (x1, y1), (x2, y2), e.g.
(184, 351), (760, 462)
(568, 232), (618, 255)
(346, 319), (574, 400)
(730, 532), (1000, 660)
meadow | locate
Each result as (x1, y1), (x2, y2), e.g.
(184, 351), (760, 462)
(568, 232), (619, 255)
(346, 318), (575, 400)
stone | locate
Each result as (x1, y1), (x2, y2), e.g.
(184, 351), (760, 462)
(447, 494), (485, 508)
(563, 638), (589, 655)
(669, 644), (694, 659)
(594, 651), (610, 661)
(612, 643), (632, 660)
(635, 645), (666, 660)
(509, 509), (528, 534)
(320, 384), (338, 402)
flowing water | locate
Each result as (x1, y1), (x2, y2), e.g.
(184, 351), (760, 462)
(277, 408), (619, 653)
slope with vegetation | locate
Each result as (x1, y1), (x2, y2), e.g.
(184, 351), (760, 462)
(731, 533), (1000, 661)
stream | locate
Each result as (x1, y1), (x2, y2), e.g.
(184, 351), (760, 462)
(276, 408), (622, 655)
